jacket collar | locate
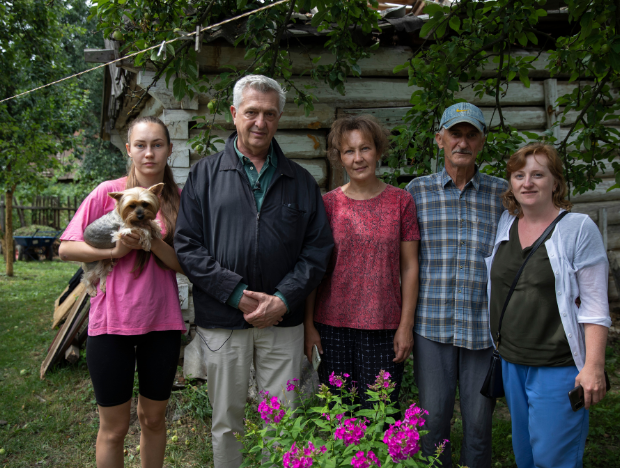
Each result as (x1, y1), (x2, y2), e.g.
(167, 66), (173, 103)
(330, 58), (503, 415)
(220, 132), (295, 179)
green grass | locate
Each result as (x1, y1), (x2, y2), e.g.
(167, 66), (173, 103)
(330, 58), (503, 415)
(1, 261), (619, 467)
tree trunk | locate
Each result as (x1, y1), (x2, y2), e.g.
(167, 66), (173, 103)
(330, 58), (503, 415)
(5, 186), (15, 277)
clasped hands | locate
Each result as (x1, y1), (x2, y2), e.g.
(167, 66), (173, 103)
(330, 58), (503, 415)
(239, 290), (287, 328)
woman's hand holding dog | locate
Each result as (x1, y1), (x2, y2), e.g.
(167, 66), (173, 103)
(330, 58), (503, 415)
(111, 240), (132, 259)
(118, 232), (143, 250)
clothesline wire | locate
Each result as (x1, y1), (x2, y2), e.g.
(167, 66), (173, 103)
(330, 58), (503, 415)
(0, 0), (291, 105)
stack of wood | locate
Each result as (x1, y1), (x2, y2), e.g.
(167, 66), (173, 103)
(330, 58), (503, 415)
(40, 268), (90, 379)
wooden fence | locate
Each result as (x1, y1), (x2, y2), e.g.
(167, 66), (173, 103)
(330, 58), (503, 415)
(0, 195), (81, 232)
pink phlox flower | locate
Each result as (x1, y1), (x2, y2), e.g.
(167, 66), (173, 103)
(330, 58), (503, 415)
(257, 394), (285, 424)
(344, 373), (350, 378)
(328, 372), (346, 388)
(351, 450), (382, 468)
(382, 422), (421, 461)
(403, 403), (428, 428)
(286, 378), (299, 392)
(335, 413), (344, 422)
(334, 417), (368, 446)
(283, 441), (326, 468)
(368, 370), (395, 392)
(322, 413), (330, 421)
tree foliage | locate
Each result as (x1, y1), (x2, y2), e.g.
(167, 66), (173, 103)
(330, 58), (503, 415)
(89, 0), (620, 195)
(386, 0), (620, 194)
(0, 0), (93, 274)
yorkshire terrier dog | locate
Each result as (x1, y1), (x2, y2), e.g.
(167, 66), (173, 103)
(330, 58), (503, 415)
(81, 183), (164, 296)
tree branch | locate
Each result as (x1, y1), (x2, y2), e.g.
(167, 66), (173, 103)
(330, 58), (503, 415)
(268, 0), (296, 77)
(559, 70), (611, 149)
(495, 44), (506, 131)
(127, 0), (218, 116)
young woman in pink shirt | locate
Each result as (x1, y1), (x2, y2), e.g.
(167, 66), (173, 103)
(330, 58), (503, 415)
(59, 116), (186, 468)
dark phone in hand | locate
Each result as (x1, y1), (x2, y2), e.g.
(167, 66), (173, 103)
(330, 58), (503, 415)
(568, 371), (611, 412)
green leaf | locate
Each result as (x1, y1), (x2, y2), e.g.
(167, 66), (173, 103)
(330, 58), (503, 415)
(526, 32), (538, 45)
(609, 51), (620, 72)
(435, 21), (447, 39)
(517, 32), (528, 47)
(519, 68), (530, 88)
(311, 10), (328, 28)
(393, 63), (408, 74)
(423, 2), (444, 16)
(536, 9), (548, 17)
(173, 77), (186, 101)
(449, 16), (460, 32)
(419, 19), (437, 38)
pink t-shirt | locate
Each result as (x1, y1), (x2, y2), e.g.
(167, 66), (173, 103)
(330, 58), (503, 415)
(61, 177), (186, 336)
(314, 185), (421, 330)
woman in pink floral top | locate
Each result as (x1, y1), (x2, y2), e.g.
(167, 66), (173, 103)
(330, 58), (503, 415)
(304, 115), (420, 408)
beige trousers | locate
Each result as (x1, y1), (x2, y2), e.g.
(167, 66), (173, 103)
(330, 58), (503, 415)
(195, 324), (304, 468)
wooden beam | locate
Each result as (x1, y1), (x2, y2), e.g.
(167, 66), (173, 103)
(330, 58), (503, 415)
(544, 78), (561, 140)
(190, 129), (327, 160)
(339, 106), (548, 130)
(136, 71), (199, 110)
(84, 49), (116, 63)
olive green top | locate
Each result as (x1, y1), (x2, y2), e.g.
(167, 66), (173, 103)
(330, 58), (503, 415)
(490, 219), (574, 367)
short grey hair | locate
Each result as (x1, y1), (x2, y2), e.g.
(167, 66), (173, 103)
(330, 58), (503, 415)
(233, 75), (286, 114)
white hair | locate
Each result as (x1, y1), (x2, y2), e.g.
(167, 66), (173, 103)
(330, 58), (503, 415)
(233, 75), (286, 114)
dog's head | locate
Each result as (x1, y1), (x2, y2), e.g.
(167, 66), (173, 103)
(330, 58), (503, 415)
(108, 183), (164, 225)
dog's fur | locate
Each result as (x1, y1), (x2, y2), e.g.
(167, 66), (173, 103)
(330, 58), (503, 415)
(81, 183), (164, 296)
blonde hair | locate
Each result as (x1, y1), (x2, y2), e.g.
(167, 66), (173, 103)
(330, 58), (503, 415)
(502, 143), (572, 217)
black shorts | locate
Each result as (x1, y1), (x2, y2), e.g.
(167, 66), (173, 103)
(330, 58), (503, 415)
(86, 330), (182, 407)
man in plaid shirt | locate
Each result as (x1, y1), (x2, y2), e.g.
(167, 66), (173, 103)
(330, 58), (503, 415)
(406, 103), (507, 468)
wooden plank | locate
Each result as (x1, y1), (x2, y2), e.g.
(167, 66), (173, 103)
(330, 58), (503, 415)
(194, 130), (327, 160)
(608, 251), (620, 301)
(171, 167), (191, 185)
(41, 293), (89, 379)
(292, 159), (328, 187)
(572, 201), (620, 225)
(193, 76), (546, 107)
(544, 78), (561, 140)
(196, 45), (414, 77)
(84, 49), (116, 63)
(192, 45), (561, 79)
(168, 121), (188, 139)
(169, 149), (190, 168)
(53, 285), (69, 310)
(569, 179), (620, 203)
(193, 103), (336, 130)
(599, 207), (608, 250)
(602, 224), (620, 250)
(52, 282), (86, 329)
(339, 106), (547, 130)
(137, 71), (199, 110)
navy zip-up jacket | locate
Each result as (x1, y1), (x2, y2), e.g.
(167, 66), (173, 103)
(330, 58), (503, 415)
(174, 133), (334, 329)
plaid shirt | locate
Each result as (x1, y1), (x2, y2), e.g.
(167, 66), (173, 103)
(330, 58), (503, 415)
(406, 168), (508, 350)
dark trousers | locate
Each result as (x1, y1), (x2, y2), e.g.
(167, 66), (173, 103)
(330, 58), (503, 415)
(413, 333), (495, 468)
(315, 322), (404, 410)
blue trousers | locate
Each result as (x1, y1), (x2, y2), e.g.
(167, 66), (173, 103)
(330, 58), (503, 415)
(502, 360), (589, 468)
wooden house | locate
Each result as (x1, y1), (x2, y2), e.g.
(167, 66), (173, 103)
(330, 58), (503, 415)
(88, 4), (620, 341)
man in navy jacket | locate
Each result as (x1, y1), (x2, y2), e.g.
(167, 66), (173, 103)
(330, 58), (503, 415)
(175, 75), (333, 468)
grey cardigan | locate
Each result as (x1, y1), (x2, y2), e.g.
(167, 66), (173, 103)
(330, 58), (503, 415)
(485, 210), (611, 371)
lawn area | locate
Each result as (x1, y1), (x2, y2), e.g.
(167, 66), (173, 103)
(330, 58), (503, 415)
(1, 261), (619, 467)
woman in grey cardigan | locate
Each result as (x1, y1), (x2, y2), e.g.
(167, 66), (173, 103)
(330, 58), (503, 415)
(485, 143), (610, 468)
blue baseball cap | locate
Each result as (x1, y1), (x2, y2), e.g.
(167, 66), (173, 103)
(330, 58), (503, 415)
(439, 103), (487, 134)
